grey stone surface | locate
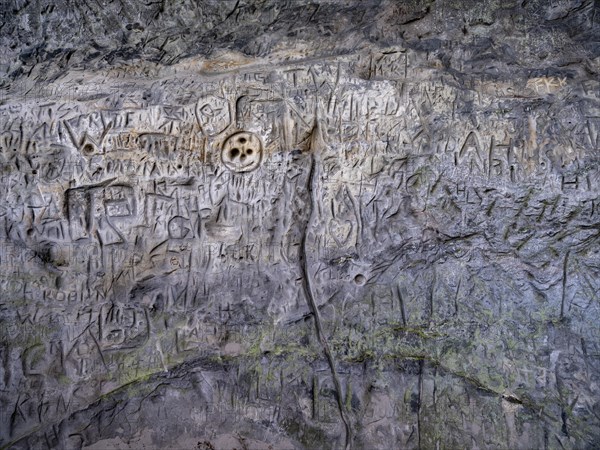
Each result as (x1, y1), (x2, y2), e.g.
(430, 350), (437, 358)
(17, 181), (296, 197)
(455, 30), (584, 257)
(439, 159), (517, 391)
(0, 0), (599, 448)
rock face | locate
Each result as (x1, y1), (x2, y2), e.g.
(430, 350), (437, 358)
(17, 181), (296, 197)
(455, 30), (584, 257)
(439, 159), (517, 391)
(0, 0), (599, 448)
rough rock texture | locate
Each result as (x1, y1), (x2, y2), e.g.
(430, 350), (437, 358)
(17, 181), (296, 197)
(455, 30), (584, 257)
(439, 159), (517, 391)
(0, 0), (599, 448)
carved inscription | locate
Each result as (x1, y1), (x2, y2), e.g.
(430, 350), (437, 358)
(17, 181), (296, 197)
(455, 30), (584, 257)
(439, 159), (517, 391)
(221, 131), (263, 173)
(0, 11), (598, 448)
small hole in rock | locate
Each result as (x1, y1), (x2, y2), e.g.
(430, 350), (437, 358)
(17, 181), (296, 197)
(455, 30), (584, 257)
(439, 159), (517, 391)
(354, 274), (366, 285)
(240, 154), (247, 161)
(230, 148), (240, 158)
(239, 137), (247, 144)
(247, 149), (253, 155)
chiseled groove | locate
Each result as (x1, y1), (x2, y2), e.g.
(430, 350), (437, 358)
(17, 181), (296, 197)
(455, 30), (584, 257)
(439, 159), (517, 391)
(299, 133), (353, 450)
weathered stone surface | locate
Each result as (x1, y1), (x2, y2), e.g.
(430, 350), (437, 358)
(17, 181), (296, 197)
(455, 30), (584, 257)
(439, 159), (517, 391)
(0, 0), (599, 448)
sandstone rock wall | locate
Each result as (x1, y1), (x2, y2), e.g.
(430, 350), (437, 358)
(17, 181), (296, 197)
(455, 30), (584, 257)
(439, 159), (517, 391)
(0, 1), (598, 448)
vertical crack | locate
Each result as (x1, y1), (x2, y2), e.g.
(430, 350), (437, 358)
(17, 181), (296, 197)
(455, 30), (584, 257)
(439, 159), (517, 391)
(560, 250), (569, 320)
(417, 359), (424, 450)
(396, 284), (408, 327)
(298, 123), (353, 450)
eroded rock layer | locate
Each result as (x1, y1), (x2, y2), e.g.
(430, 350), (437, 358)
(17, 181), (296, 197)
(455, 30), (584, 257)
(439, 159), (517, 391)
(0, 0), (599, 448)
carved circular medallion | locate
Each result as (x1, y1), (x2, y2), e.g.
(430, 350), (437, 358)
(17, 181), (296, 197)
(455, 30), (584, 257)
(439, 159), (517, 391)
(221, 131), (262, 173)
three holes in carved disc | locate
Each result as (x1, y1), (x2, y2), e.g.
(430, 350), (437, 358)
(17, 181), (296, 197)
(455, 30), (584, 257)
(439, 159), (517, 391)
(222, 131), (262, 173)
